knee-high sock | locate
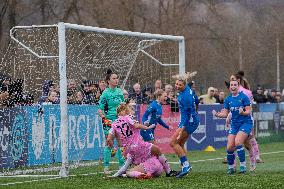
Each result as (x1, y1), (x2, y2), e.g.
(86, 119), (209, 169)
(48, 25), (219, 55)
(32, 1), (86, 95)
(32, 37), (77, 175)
(113, 157), (132, 177)
(127, 171), (143, 178)
(158, 154), (171, 174)
(227, 150), (235, 169)
(248, 145), (256, 166)
(236, 145), (246, 167)
(250, 138), (260, 159)
(116, 147), (125, 166)
(104, 146), (111, 167)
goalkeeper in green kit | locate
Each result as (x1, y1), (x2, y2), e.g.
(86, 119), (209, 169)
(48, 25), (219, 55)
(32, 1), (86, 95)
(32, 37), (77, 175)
(98, 69), (125, 174)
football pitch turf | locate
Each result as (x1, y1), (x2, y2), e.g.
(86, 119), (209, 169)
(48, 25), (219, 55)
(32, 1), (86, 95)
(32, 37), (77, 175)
(1, 142), (284, 189)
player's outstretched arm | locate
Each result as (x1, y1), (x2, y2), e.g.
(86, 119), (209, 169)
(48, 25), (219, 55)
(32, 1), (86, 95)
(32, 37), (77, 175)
(134, 123), (155, 130)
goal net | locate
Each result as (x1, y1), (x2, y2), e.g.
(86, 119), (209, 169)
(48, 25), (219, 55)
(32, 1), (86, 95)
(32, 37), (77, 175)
(0, 22), (185, 178)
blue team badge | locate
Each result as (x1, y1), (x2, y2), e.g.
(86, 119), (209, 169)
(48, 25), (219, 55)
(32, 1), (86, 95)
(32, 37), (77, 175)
(191, 111), (206, 144)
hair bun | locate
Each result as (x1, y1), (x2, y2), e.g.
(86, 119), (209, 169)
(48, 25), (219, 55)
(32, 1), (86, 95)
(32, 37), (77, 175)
(106, 69), (113, 75)
(237, 70), (244, 77)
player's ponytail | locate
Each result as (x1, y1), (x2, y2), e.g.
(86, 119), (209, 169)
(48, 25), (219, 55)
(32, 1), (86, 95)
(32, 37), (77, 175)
(105, 69), (113, 83)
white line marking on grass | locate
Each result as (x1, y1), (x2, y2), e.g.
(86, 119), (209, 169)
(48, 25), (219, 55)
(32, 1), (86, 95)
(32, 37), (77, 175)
(0, 175), (58, 178)
(0, 176), (62, 186)
(1, 151), (283, 186)
(166, 150), (284, 164)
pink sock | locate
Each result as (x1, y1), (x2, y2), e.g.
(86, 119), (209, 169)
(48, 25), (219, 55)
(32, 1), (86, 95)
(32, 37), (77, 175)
(250, 138), (260, 159)
(248, 145), (256, 166)
(127, 171), (143, 178)
(158, 154), (171, 174)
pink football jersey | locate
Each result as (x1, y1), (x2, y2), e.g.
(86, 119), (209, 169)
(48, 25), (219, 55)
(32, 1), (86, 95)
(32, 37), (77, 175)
(110, 115), (142, 147)
(239, 86), (253, 103)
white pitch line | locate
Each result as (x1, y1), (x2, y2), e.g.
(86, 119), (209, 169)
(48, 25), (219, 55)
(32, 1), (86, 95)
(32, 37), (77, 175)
(167, 150), (284, 164)
(1, 150), (284, 186)
(108, 150), (284, 164)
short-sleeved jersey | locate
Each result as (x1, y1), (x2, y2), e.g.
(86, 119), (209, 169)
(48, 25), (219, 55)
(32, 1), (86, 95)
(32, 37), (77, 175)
(98, 87), (124, 121)
(110, 115), (141, 147)
(177, 85), (197, 127)
(142, 100), (169, 130)
(224, 91), (252, 124)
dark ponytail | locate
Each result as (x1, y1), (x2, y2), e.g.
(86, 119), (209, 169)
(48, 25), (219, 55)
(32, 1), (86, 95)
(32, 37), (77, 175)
(235, 71), (250, 90)
(105, 69), (113, 83)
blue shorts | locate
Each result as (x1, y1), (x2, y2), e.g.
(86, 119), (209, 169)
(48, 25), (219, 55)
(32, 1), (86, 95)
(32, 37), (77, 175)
(140, 129), (155, 141)
(178, 114), (200, 134)
(229, 122), (253, 135)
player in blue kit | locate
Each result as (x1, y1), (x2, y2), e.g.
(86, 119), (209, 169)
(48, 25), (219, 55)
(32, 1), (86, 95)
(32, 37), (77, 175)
(170, 72), (199, 178)
(141, 89), (170, 143)
(212, 80), (253, 174)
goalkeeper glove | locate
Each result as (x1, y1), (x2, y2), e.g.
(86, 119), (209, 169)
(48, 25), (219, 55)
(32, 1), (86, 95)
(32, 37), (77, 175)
(102, 117), (112, 128)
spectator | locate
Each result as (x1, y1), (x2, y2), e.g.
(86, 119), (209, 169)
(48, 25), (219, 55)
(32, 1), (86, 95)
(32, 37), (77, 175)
(38, 80), (55, 104)
(129, 83), (144, 104)
(276, 91), (282, 103)
(0, 75), (11, 107)
(67, 79), (78, 104)
(165, 84), (174, 105)
(81, 80), (97, 104)
(213, 88), (219, 101)
(216, 91), (225, 104)
(155, 79), (162, 91)
(267, 89), (277, 103)
(142, 86), (154, 104)
(99, 80), (107, 93)
(42, 91), (59, 105)
(199, 87), (216, 104)
(253, 86), (267, 103)
(75, 91), (84, 104)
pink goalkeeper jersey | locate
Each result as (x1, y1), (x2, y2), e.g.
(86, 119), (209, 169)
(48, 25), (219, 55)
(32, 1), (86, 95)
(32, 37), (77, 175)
(238, 86), (253, 103)
(110, 115), (142, 147)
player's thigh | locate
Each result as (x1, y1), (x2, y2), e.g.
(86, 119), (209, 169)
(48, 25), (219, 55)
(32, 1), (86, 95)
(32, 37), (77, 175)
(235, 131), (249, 146)
(178, 130), (189, 146)
(170, 128), (184, 145)
(227, 134), (236, 151)
(128, 164), (146, 174)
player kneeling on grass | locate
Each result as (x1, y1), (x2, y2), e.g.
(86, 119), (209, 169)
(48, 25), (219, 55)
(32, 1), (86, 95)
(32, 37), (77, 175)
(106, 103), (177, 178)
(212, 80), (253, 174)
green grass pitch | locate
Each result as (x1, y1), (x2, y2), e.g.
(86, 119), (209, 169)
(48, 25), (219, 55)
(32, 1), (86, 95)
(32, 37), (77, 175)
(1, 142), (284, 189)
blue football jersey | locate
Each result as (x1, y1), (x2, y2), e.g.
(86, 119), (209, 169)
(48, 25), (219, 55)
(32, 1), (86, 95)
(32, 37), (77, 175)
(224, 91), (252, 124)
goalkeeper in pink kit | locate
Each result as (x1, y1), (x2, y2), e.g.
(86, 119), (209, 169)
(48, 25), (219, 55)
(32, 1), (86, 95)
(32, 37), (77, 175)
(107, 103), (177, 178)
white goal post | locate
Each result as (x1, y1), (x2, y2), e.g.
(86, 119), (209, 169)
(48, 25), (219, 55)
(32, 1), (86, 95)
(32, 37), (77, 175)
(7, 22), (186, 177)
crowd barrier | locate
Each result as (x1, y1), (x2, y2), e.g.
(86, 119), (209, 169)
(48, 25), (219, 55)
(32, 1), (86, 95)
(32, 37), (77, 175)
(1, 104), (283, 169)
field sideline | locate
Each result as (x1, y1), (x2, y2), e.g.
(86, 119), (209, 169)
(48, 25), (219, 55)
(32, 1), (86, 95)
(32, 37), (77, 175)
(1, 142), (284, 189)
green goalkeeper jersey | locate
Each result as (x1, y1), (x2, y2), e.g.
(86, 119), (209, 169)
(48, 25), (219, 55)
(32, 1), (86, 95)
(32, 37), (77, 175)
(98, 87), (124, 122)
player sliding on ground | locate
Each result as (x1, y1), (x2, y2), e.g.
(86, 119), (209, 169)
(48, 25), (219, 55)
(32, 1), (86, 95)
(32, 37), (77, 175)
(212, 80), (253, 174)
(107, 103), (177, 178)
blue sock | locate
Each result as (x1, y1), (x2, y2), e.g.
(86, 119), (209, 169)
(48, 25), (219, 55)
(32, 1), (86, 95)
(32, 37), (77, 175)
(180, 156), (187, 165)
(236, 145), (246, 165)
(227, 150), (235, 167)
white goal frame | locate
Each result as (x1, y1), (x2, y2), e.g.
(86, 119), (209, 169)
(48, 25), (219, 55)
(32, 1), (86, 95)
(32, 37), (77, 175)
(9, 22), (186, 177)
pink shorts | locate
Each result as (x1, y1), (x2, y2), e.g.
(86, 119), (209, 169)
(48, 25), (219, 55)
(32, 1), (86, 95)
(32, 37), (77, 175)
(125, 141), (153, 165)
(141, 156), (163, 176)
